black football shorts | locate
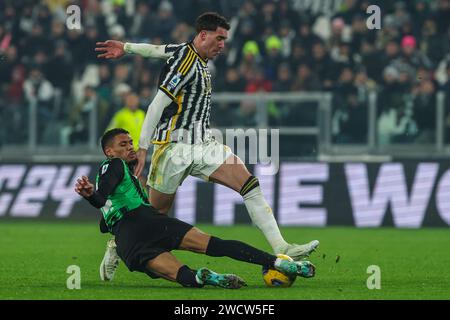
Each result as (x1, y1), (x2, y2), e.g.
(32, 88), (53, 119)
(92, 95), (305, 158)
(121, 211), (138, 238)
(112, 205), (193, 278)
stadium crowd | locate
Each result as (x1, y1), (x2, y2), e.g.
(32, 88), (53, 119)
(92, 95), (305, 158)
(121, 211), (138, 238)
(0, 0), (449, 150)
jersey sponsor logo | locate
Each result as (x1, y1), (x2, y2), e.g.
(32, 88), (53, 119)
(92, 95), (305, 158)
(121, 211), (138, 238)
(167, 73), (182, 91)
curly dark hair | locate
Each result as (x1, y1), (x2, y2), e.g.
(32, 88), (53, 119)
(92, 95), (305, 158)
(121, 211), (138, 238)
(101, 128), (129, 155)
(195, 12), (230, 33)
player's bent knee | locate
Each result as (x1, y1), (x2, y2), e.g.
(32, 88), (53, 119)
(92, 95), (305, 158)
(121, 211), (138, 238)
(179, 228), (211, 253)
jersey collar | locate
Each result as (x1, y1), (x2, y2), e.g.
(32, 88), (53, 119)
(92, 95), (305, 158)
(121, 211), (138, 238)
(188, 41), (208, 65)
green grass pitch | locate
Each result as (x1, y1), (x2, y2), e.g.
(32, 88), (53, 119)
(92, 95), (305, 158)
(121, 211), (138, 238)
(0, 221), (449, 300)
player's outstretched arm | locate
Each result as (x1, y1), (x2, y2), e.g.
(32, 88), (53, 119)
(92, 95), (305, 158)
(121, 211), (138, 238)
(134, 90), (173, 177)
(95, 40), (179, 60)
(95, 40), (126, 59)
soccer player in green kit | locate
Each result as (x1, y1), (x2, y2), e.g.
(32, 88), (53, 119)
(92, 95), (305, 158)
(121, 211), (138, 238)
(75, 128), (315, 288)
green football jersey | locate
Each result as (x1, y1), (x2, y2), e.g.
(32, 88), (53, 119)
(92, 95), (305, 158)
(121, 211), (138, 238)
(96, 158), (149, 230)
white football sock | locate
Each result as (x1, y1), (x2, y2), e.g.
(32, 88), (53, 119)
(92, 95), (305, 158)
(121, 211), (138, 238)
(243, 186), (288, 252)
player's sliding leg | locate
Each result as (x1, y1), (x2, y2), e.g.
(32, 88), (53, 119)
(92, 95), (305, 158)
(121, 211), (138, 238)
(98, 217), (120, 281)
(179, 227), (315, 278)
(98, 189), (176, 282)
(209, 156), (319, 260)
(99, 237), (120, 281)
(145, 251), (246, 289)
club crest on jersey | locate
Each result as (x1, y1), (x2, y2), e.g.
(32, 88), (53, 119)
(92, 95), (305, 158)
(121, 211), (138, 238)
(167, 73), (182, 90)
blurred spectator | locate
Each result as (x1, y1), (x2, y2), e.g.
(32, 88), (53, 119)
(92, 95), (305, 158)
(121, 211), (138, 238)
(272, 63), (292, 125)
(327, 17), (350, 51)
(245, 68), (272, 93)
(350, 13), (375, 53)
(444, 62), (450, 142)
(0, 45), (20, 85)
(216, 68), (246, 92)
(22, 23), (51, 59)
(18, 5), (34, 36)
(295, 20), (321, 53)
(234, 0), (258, 46)
(235, 100), (258, 127)
(1, 5), (19, 35)
(46, 41), (74, 96)
(153, 1), (178, 43)
(256, 1), (278, 34)
(278, 21), (295, 58)
(263, 35), (283, 81)
(435, 0), (450, 35)
(288, 41), (308, 71)
(84, 25), (101, 65)
(332, 86), (368, 144)
(106, 92), (145, 150)
(66, 28), (90, 74)
(291, 64), (321, 92)
(420, 18), (446, 64)
(129, 2), (156, 39)
(330, 40), (356, 71)
(134, 67), (152, 92)
(6, 65), (26, 104)
(23, 67), (55, 143)
(377, 66), (418, 145)
(359, 40), (383, 83)
(413, 80), (437, 143)
(332, 67), (368, 143)
(277, 0), (300, 31)
(400, 35), (430, 71)
(380, 39), (401, 68)
(35, 4), (52, 34)
(64, 85), (107, 145)
(273, 63), (293, 92)
(0, 24), (12, 52)
(50, 20), (67, 49)
(23, 68), (54, 106)
(139, 87), (154, 108)
(412, 0), (431, 34)
(96, 64), (113, 105)
(239, 40), (261, 77)
(171, 22), (194, 44)
(310, 41), (335, 89)
(378, 66), (402, 115)
(213, 67), (246, 127)
(1, 65), (27, 144)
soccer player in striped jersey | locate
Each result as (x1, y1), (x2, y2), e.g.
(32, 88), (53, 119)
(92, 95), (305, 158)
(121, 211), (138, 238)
(95, 12), (318, 281)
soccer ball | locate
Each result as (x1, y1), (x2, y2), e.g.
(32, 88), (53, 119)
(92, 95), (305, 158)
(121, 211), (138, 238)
(262, 254), (297, 287)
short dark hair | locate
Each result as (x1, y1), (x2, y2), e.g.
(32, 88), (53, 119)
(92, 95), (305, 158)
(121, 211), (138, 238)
(101, 128), (129, 155)
(195, 12), (230, 33)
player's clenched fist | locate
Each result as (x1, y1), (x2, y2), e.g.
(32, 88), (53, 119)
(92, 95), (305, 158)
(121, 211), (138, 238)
(95, 40), (125, 59)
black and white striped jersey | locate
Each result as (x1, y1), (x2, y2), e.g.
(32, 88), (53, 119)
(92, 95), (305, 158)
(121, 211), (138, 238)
(153, 42), (213, 145)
